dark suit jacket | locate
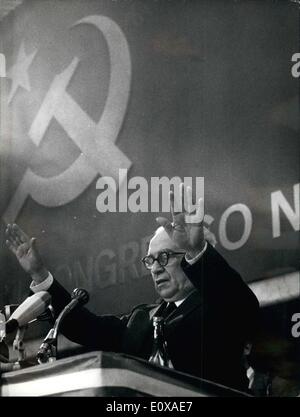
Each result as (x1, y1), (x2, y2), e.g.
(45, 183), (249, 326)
(48, 244), (260, 391)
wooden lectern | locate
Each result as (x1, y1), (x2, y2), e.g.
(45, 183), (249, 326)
(0, 351), (250, 397)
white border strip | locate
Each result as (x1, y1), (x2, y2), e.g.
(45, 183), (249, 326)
(1, 368), (205, 397)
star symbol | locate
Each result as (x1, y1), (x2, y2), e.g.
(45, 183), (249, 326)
(7, 42), (37, 104)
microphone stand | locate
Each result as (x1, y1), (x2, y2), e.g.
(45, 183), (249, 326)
(36, 288), (89, 364)
(13, 325), (28, 363)
(36, 308), (66, 364)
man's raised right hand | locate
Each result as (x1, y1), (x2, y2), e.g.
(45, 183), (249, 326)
(5, 224), (48, 284)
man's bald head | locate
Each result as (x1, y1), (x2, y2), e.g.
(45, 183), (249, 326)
(147, 226), (195, 302)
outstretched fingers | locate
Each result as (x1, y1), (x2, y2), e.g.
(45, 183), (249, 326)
(12, 224), (29, 244)
(5, 238), (17, 255)
(184, 197), (204, 225)
(29, 237), (37, 251)
(169, 190), (175, 219)
(5, 224), (19, 251)
(195, 197), (204, 223)
(184, 185), (193, 214)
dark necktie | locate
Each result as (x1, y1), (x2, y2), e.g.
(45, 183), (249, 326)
(161, 302), (176, 319)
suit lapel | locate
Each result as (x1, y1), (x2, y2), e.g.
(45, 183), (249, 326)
(150, 291), (203, 334)
(165, 290), (203, 334)
(149, 301), (167, 321)
(123, 291), (202, 356)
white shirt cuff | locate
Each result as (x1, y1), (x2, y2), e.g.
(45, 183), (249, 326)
(30, 272), (53, 293)
(185, 241), (208, 265)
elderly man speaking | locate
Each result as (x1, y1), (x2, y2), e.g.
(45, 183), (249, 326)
(5, 185), (260, 392)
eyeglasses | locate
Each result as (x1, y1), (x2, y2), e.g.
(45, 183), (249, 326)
(142, 251), (186, 270)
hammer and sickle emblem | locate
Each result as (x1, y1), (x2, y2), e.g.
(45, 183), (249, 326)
(3, 16), (132, 223)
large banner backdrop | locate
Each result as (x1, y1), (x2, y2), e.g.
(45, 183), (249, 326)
(0, 0), (299, 315)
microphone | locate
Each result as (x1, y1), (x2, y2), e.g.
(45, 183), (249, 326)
(36, 288), (89, 363)
(6, 291), (51, 334)
(59, 288), (89, 317)
(51, 287), (89, 341)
